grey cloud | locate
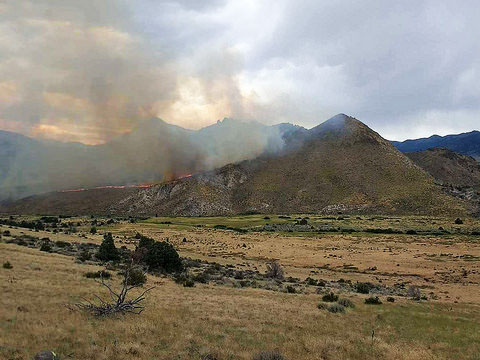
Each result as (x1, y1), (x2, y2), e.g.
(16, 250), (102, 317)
(0, 0), (479, 142)
(243, 0), (480, 135)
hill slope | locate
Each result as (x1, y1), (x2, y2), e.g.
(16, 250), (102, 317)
(406, 148), (480, 187)
(392, 131), (480, 161)
(3, 115), (465, 217)
(405, 148), (480, 216)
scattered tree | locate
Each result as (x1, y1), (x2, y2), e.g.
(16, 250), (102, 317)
(96, 233), (119, 262)
(135, 234), (182, 272)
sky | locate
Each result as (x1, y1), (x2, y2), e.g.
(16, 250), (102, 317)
(0, 0), (479, 144)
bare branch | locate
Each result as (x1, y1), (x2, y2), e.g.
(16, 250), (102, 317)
(75, 264), (154, 317)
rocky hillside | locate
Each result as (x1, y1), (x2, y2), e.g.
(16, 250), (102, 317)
(2, 115), (466, 217)
(406, 148), (480, 216)
(406, 148), (480, 187)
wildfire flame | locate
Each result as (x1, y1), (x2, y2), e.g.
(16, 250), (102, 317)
(59, 174), (194, 193)
(60, 184), (154, 193)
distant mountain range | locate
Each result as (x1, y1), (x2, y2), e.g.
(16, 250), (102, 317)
(1, 114), (479, 217)
(2, 114), (466, 217)
(391, 131), (480, 160)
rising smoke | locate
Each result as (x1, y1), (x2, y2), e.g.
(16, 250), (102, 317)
(0, 117), (289, 199)
(0, 1), (290, 199)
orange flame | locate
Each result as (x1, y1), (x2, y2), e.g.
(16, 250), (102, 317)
(59, 175), (194, 193)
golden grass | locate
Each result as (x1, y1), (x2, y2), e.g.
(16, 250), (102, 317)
(1, 242), (480, 360)
(3, 214), (480, 304)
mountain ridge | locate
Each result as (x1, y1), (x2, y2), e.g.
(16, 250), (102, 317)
(2, 114), (466, 217)
(392, 130), (480, 160)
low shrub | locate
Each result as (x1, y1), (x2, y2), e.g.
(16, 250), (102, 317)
(84, 270), (112, 279)
(125, 268), (147, 286)
(253, 351), (285, 360)
(239, 280), (250, 287)
(455, 218), (463, 225)
(365, 296), (382, 305)
(201, 354), (219, 360)
(337, 298), (355, 308)
(355, 282), (373, 294)
(55, 240), (70, 248)
(3, 261), (13, 269)
(183, 278), (195, 287)
(322, 292), (338, 302)
(174, 272), (195, 287)
(174, 272), (188, 284)
(407, 285), (421, 300)
(40, 242), (52, 252)
(77, 250), (91, 262)
(305, 277), (318, 286)
(387, 296), (395, 302)
(286, 285), (296, 293)
(328, 303), (346, 313)
(192, 272), (209, 284)
(317, 303), (329, 310)
(17, 239), (28, 246)
(266, 261), (284, 280)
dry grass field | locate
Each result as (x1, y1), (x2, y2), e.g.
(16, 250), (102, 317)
(1, 214), (480, 359)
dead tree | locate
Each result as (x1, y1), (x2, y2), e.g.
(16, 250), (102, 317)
(76, 264), (154, 317)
